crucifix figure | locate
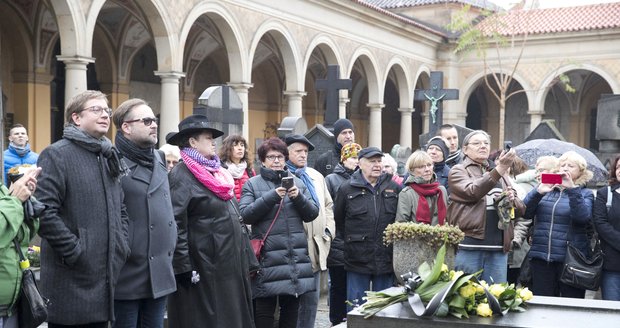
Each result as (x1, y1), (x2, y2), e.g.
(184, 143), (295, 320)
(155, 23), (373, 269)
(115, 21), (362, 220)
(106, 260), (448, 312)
(414, 71), (459, 136)
(315, 65), (352, 128)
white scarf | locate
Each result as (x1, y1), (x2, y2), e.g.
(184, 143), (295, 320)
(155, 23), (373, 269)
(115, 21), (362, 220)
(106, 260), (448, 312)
(226, 161), (247, 179)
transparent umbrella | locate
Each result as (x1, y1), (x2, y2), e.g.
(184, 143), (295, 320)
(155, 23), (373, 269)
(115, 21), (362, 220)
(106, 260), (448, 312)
(514, 139), (608, 185)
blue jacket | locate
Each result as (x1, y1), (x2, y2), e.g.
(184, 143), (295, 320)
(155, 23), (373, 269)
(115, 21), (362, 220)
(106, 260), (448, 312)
(524, 186), (593, 263)
(4, 144), (38, 183)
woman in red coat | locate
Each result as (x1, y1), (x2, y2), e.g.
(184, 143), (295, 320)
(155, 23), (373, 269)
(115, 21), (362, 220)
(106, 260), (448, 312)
(219, 135), (255, 201)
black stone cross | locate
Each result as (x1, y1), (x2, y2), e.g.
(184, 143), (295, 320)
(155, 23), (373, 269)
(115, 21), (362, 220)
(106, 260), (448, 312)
(414, 71), (459, 136)
(315, 65), (352, 128)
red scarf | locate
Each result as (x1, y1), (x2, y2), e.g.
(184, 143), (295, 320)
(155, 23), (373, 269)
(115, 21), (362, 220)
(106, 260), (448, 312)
(410, 182), (446, 225)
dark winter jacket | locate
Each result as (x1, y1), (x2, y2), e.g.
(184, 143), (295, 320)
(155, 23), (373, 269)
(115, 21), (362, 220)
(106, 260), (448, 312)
(325, 164), (355, 267)
(115, 155), (177, 300)
(333, 170), (401, 275)
(239, 166), (319, 298)
(35, 139), (130, 325)
(314, 143), (341, 177)
(434, 161), (450, 192)
(593, 185), (620, 272)
(524, 186), (594, 263)
(167, 163), (254, 328)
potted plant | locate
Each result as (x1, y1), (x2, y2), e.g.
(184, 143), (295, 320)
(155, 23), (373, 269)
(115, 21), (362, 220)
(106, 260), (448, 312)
(384, 222), (464, 279)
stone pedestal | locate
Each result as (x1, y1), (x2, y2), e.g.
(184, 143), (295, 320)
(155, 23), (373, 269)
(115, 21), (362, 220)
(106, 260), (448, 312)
(392, 239), (456, 282)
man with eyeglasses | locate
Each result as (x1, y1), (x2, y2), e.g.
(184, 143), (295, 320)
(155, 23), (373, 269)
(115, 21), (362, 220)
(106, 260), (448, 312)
(110, 99), (177, 328)
(333, 147), (401, 312)
(35, 90), (131, 328)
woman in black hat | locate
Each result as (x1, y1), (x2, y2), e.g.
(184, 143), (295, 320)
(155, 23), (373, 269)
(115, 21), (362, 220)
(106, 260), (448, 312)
(166, 114), (254, 328)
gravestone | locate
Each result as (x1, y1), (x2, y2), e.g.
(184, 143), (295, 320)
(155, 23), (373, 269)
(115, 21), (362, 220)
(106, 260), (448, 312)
(315, 65), (352, 128)
(419, 124), (474, 152)
(524, 120), (565, 142)
(196, 85), (244, 138)
(277, 116), (308, 139)
(390, 144), (412, 176)
(305, 124), (334, 168)
(347, 291), (620, 328)
(595, 94), (620, 172)
(414, 72), (459, 136)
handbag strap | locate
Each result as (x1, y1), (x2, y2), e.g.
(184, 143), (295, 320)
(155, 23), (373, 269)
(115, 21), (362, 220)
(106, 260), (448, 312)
(262, 198), (284, 243)
(13, 237), (30, 270)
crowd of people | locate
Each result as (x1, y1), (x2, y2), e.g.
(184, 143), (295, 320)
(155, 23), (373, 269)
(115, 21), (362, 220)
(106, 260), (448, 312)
(1, 89), (619, 328)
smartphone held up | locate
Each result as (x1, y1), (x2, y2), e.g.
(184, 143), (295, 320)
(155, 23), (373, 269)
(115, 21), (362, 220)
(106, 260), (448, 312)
(281, 177), (294, 190)
(541, 173), (563, 185)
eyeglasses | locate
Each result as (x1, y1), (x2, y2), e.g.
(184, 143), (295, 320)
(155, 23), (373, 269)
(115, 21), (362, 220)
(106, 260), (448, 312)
(124, 117), (159, 126)
(467, 141), (490, 147)
(265, 155), (285, 161)
(84, 106), (112, 117)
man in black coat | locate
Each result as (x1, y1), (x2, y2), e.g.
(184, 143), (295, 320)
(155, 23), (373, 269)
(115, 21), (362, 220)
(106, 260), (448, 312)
(112, 99), (177, 327)
(36, 90), (130, 327)
(313, 118), (355, 177)
(333, 147), (401, 310)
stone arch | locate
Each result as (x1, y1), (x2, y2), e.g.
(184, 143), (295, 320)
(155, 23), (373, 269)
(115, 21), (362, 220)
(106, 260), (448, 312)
(461, 70), (531, 146)
(179, 2), (246, 84)
(249, 20), (303, 91)
(36, 5), (59, 73)
(0, 1), (34, 73)
(347, 47), (381, 103)
(117, 16), (152, 81)
(48, 0), (83, 55)
(302, 35), (344, 74)
(383, 57), (413, 109)
(534, 63), (620, 115)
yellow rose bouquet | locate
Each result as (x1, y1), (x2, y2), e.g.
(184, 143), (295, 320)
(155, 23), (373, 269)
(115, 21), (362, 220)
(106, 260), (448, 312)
(357, 243), (533, 319)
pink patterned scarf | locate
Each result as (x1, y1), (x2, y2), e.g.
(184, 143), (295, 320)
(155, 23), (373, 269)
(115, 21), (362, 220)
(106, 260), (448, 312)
(181, 148), (234, 201)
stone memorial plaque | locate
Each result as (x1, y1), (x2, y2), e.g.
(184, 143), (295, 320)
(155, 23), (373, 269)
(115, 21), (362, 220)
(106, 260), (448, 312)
(277, 116), (308, 139)
(305, 124), (334, 168)
(524, 120), (565, 142)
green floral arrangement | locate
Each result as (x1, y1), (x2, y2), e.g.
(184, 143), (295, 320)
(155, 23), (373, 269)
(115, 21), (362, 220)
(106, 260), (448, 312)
(383, 222), (465, 247)
(27, 245), (41, 267)
(358, 243), (533, 319)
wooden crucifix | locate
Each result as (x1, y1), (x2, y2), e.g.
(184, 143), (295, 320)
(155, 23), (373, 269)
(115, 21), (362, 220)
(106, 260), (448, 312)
(315, 65), (352, 128)
(414, 71), (459, 136)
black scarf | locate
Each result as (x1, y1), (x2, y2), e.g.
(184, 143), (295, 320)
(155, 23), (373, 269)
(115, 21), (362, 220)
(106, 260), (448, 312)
(63, 125), (130, 180)
(115, 131), (155, 169)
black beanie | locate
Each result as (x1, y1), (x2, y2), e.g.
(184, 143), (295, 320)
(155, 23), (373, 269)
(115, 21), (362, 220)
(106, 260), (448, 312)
(427, 136), (449, 161)
(333, 118), (354, 137)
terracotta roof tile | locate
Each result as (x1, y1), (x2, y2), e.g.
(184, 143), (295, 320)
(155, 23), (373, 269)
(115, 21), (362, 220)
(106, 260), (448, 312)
(363, 0), (501, 11)
(478, 2), (620, 36)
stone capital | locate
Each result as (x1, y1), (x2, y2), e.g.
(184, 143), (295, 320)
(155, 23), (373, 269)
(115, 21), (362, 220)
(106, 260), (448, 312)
(398, 107), (414, 114)
(56, 55), (95, 67)
(227, 82), (254, 91)
(154, 71), (186, 82)
(283, 90), (307, 98)
(367, 103), (385, 112)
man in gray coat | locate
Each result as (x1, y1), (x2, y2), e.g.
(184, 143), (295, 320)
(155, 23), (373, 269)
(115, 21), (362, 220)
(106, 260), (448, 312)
(112, 99), (177, 327)
(36, 90), (130, 327)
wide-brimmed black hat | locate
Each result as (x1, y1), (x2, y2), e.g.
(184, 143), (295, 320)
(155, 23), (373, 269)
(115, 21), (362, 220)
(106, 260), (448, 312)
(166, 114), (224, 146)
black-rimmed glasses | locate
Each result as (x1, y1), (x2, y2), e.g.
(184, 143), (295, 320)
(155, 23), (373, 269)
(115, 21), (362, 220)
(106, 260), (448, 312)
(124, 117), (159, 126)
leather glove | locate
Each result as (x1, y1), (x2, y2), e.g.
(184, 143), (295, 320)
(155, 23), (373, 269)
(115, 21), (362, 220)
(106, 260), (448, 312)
(175, 271), (192, 289)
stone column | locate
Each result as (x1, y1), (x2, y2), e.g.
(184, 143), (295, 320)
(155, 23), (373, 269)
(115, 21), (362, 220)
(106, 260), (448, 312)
(339, 90), (349, 118)
(229, 82), (253, 140)
(57, 55), (94, 102)
(398, 107), (414, 149)
(154, 71), (185, 145)
(284, 90), (306, 117)
(367, 103), (384, 148)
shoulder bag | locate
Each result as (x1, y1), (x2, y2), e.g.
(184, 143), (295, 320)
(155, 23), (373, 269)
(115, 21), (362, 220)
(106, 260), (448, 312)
(560, 213), (604, 291)
(13, 238), (49, 328)
(251, 198), (284, 260)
